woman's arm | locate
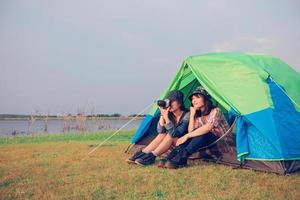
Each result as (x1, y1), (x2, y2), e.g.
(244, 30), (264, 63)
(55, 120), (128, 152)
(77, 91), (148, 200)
(187, 107), (221, 138)
(157, 107), (167, 133)
(188, 116), (195, 132)
(186, 123), (213, 138)
(165, 112), (189, 137)
(188, 107), (196, 132)
(176, 123), (213, 146)
(160, 107), (170, 124)
(157, 116), (166, 133)
(188, 117), (194, 132)
(176, 107), (222, 146)
(159, 115), (165, 126)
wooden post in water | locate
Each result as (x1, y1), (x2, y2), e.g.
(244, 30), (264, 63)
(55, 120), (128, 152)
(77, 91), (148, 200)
(63, 113), (72, 132)
(43, 113), (49, 133)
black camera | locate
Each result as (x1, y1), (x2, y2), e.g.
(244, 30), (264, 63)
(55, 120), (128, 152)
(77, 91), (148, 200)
(157, 99), (170, 108)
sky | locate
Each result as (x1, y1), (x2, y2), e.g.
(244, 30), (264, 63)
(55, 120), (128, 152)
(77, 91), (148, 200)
(0, 0), (299, 115)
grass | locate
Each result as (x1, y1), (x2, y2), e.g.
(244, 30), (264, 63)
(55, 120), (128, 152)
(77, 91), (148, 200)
(0, 131), (299, 200)
(0, 130), (135, 145)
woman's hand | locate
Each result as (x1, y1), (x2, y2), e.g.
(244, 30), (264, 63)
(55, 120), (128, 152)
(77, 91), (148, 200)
(159, 106), (170, 121)
(158, 115), (165, 126)
(188, 107), (196, 132)
(190, 106), (197, 117)
(176, 134), (190, 146)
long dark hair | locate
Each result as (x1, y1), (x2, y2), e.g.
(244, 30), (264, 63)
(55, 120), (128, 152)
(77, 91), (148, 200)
(192, 94), (216, 118)
(168, 100), (187, 123)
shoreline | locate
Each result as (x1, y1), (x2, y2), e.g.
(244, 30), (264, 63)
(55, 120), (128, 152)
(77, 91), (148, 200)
(0, 116), (145, 121)
(0, 129), (138, 137)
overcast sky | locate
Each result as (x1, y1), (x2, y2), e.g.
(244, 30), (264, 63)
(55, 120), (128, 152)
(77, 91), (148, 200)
(1, 0), (299, 115)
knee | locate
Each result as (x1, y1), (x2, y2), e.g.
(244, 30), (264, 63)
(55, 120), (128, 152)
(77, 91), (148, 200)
(164, 134), (174, 140)
(185, 138), (204, 154)
(156, 133), (167, 140)
(160, 134), (173, 143)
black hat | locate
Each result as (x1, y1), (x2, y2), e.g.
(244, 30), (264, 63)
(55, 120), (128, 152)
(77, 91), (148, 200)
(166, 90), (184, 105)
(188, 86), (211, 100)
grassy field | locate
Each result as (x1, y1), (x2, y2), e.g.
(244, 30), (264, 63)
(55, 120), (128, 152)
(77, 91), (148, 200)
(0, 131), (299, 200)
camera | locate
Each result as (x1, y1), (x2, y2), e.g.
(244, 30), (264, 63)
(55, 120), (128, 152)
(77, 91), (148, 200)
(157, 99), (170, 108)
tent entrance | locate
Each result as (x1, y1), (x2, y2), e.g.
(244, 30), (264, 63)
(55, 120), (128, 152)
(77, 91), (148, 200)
(135, 65), (231, 145)
(175, 64), (228, 115)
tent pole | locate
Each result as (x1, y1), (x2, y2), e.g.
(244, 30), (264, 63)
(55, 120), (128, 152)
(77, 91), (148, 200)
(81, 101), (155, 161)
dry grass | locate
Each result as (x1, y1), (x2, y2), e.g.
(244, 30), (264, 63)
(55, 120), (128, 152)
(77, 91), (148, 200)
(0, 132), (300, 200)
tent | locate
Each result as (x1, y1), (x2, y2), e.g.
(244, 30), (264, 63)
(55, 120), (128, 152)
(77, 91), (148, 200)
(128, 52), (300, 175)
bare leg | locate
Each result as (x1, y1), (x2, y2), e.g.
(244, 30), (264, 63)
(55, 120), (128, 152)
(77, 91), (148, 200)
(152, 134), (176, 156)
(142, 133), (166, 153)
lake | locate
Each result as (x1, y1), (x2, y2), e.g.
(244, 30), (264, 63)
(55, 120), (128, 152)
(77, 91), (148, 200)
(0, 118), (143, 136)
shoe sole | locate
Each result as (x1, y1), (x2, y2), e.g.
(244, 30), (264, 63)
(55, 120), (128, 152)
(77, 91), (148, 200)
(125, 159), (136, 164)
(135, 160), (147, 167)
(165, 164), (186, 169)
(157, 162), (167, 168)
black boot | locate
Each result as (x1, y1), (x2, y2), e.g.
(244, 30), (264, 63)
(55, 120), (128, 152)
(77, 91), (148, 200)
(125, 150), (146, 164)
(157, 159), (167, 168)
(158, 148), (181, 168)
(166, 145), (184, 160)
(165, 148), (191, 169)
(135, 152), (156, 166)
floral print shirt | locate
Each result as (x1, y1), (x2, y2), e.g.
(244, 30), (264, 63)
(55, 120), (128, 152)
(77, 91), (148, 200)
(194, 107), (230, 137)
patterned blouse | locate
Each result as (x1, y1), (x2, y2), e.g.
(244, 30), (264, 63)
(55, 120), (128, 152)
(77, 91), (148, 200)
(194, 107), (230, 137)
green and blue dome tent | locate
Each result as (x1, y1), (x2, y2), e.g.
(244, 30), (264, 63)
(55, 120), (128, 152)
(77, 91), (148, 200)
(129, 52), (300, 174)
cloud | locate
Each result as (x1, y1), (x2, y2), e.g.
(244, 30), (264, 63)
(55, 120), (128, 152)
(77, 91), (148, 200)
(210, 36), (300, 72)
(211, 36), (278, 53)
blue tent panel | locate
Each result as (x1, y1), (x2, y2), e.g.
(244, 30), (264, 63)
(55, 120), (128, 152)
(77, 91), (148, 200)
(237, 78), (300, 160)
(236, 116), (249, 160)
(131, 109), (160, 144)
(131, 114), (154, 144)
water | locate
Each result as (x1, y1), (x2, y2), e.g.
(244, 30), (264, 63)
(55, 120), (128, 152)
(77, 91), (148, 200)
(0, 119), (143, 136)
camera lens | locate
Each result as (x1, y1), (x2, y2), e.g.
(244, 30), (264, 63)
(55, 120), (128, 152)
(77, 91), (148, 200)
(157, 99), (170, 108)
(157, 100), (167, 107)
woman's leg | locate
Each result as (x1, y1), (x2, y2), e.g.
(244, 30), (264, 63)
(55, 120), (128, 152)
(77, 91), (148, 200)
(185, 132), (219, 154)
(167, 132), (219, 166)
(142, 133), (166, 153)
(135, 134), (177, 166)
(151, 134), (176, 156)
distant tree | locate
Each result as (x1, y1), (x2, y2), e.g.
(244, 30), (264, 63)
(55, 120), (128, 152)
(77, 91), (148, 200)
(110, 113), (121, 117)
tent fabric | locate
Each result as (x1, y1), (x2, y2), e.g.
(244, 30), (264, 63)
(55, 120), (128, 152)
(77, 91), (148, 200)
(131, 114), (154, 144)
(240, 78), (300, 160)
(131, 52), (300, 163)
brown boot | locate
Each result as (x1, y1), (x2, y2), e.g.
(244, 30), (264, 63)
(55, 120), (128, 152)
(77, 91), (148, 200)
(157, 159), (167, 168)
(164, 160), (187, 169)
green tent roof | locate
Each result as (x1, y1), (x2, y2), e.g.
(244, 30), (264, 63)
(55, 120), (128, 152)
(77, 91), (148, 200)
(149, 52), (300, 115)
